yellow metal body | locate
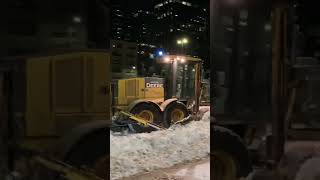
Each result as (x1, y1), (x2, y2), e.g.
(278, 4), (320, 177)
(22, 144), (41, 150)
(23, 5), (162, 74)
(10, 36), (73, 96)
(120, 111), (166, 130)
(115, 77), (165, 109)
(25, 51), (111, 149)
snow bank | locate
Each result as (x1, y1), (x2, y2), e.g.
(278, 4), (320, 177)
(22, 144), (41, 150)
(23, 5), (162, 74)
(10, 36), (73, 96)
(110, 112), (210, 180)
(295, 157), (320, 180)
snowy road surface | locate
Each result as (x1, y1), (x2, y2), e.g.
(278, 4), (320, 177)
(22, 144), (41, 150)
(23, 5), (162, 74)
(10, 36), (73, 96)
(120, 158), (210, 180)
(110, 112), (210, 180)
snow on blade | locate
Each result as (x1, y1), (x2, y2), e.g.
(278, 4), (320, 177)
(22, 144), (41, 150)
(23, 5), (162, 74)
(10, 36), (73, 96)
(110, 112), (210, 180)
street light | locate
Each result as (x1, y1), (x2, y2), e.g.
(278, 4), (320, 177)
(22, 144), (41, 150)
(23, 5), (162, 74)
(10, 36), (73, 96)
(177, 38), (189, 54)
(177, 38), (188, 45)
(182, 38), (188, 44)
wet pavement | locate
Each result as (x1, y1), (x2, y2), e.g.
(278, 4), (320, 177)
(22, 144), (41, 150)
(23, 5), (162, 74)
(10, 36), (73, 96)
(119, 157), (210, 180)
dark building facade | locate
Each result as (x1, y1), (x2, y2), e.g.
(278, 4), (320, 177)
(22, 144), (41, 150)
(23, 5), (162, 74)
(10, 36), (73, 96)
(153, 0), (209, 61)
(111, 4), (138, 42)
(1, 0), (111, 58)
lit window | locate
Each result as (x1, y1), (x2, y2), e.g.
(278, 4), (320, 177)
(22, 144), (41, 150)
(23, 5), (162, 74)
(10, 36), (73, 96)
(239, 21), (247, 26)
(264, 23), (272, 31)
(155, 3), (164, 8)
(73, 16), (82, 23)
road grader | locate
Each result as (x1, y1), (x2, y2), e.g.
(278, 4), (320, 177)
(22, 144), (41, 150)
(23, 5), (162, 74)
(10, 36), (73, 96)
(0, 50), (209, 180)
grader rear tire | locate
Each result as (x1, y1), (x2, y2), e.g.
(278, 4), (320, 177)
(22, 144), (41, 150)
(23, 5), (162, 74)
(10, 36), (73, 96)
(130, 102), (162, 133)
(213, 126), (252, 180)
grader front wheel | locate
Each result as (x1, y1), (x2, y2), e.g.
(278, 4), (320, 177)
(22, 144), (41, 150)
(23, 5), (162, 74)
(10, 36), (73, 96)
(212, 151), (237, 180)
(130, 102), (162, 133)
(213, 126), (252, 180)
(164, 101), (189, 127)
(63, 128), (107, 179)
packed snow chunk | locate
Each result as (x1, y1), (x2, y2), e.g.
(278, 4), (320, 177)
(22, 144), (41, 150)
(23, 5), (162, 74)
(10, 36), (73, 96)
(110, 112), (210, 180)
(295, 157), (320, 180)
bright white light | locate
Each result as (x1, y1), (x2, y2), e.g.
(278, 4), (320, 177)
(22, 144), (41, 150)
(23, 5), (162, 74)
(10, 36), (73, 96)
(73, 16), (82, 23)
(164, 57), (170, 62)
(158, 51), (164, 56)
(132, 66), (136, 70)
(182, 38), (188, 44)
(180, 58), (185, 63)
(176, 57), (181, 60)
(192, 68), (195, 72)
(264, 23), (272, 31)
(177, 40), (182, 44)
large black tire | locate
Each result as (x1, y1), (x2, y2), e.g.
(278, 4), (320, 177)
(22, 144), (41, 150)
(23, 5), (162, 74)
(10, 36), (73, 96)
(213, 126), (252, 180)
(164, 101), (189, 127)
(130, 102), (162, 133)
(63, 128), (107, 179)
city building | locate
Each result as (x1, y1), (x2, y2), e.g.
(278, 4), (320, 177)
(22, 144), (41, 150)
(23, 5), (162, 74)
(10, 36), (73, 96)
(1, 0), (110, 57)
(153, 0), (209, 59)
(111, 4), (138, 42)
(110, 39), (138, 79)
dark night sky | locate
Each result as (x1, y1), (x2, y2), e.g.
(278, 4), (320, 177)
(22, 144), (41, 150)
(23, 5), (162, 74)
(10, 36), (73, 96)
(117, 0), (209, 10)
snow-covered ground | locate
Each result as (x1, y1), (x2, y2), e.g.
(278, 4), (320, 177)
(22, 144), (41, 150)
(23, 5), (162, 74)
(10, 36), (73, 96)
(110, 112), (210, 180)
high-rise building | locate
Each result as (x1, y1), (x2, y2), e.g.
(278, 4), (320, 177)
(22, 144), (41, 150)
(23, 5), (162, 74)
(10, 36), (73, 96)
(110, 39), (138, 79)
(153, 0), (209, 58)
(0, 0), (111, 57)
(111, 4), (138, 42)
(133, 10), (158, 45)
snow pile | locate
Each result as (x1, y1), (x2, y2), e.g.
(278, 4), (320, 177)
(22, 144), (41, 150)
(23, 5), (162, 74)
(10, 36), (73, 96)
(110, 112), (210, 180)
(295, 157), (320, 180)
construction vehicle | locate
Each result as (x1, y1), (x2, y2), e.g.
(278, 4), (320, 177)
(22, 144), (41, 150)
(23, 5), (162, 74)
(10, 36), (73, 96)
(0, 50), (110, 179)
(0, 50), (206, 179)
(210, 0), (315, 180)
(111, 55), (203, 132)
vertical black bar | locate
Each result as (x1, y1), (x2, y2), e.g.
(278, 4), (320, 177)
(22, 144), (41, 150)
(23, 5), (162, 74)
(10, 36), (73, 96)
(172, 60), (178, 97)
(6, 71), (14, 171)
(229, 10), (240, 114)
(210, 0), (219, 120)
